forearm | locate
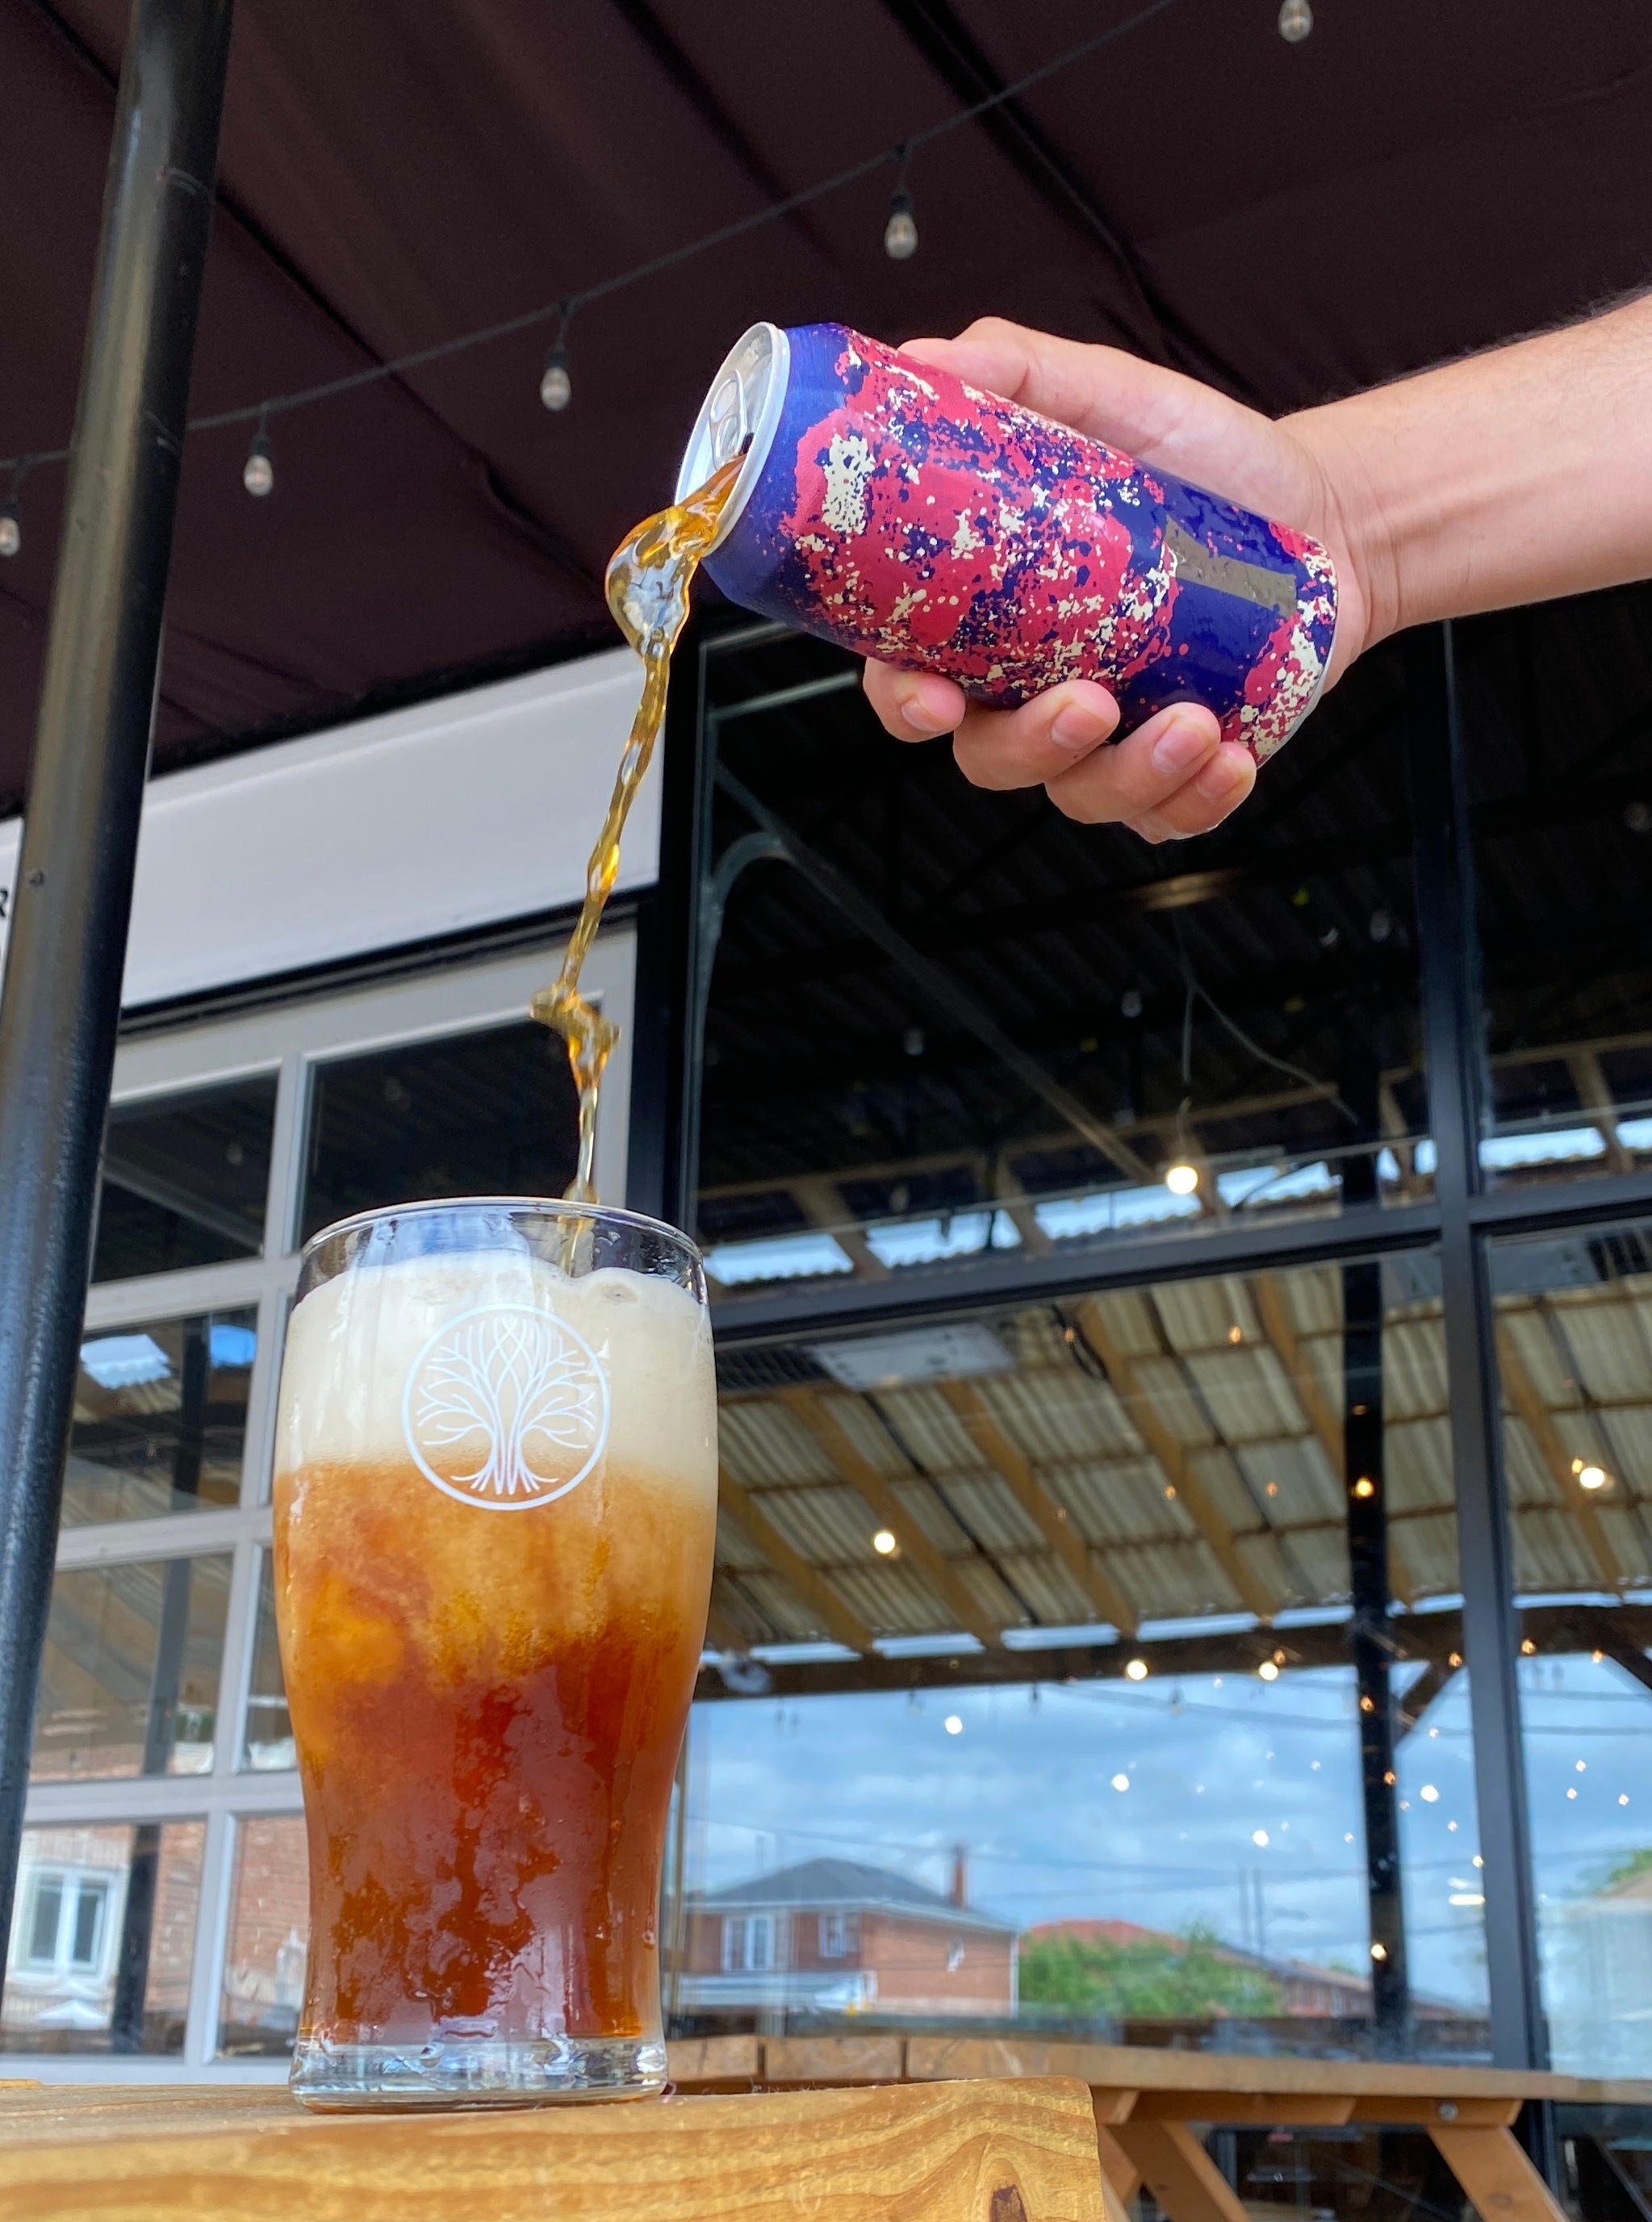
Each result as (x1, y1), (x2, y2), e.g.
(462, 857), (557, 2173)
(1290, 290), (1652, 651)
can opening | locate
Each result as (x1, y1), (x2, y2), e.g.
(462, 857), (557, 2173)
(674, 322), (789, 553)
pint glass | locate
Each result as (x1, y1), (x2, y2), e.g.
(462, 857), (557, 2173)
(272, 1198), (716, 2108)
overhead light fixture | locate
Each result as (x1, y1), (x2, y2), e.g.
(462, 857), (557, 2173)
(1124, 1657), (1148, 1681)
(872, 1528), (898, 1556)
(1165, 1162), (1199, 1196)
(1353, 1476), (1375, 1498)
(1579, 1463), (1608, 1491)
(1257, 1659), (1279, 1682)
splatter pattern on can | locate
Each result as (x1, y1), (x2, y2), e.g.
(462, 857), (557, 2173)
(707, 324), (1337, 762)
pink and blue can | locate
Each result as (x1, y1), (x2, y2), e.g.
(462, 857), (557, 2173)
(676, 322), (1337, 762)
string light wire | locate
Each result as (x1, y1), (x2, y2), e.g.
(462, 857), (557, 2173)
(0, 0), (1186, 481)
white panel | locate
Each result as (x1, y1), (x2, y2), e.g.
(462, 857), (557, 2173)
(0, 647), (649, 1011)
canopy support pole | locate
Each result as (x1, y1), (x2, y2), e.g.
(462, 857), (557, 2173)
(0, 0), (236, 1956)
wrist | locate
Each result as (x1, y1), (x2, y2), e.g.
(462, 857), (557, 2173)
(1287, 409), (1402, 682)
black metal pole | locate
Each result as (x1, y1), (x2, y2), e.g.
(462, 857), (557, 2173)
(0, 0), (235, 1956)
(1405, 621), (1548, 2073)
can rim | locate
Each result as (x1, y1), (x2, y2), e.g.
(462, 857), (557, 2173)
(675, 320), (790, 552)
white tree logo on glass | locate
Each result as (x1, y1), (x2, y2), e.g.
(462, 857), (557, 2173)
(402, 1303), (609, 1509)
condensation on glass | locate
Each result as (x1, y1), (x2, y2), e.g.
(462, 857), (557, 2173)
(0, 1822), (204, 2055)
(690, 631), (1429, 1311)
(218, 1815), (308, 2059)
(1490, 1214), (1652, 2074)
(678, 1250), (1485, 2059)
(65, 1307), (257, 1526)
(30, 1555), (231, 1782)
(299, 1019), (579, 1244)
(93, 1075), (276, 1283)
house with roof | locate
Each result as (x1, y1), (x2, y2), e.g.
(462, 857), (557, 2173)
(680, 1855), (1018, 2019)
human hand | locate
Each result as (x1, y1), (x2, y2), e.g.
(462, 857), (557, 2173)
(862, 318), (1371, 843)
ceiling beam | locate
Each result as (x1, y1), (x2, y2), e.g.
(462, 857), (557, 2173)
(1495, 1320), (1624, 1592)
(792, 1177), (890, 1281)
(717, 1468), (875, 1655)
(1396, 1659), (1454, 1740)
(776, 1385), (1006, 1651)
(936, 1378), (1138, 1637)
(1075, 1300), (1278, 1626)
(1594, 1629), (1652, 1701)
(1249, 1273), (1417, 1608)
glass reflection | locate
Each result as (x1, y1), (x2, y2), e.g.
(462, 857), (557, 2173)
(685, 1252), (1483, 2057)
(1491, 1214), (1652, 2073)
(217, 1816), (307, 2057)
(31, 1555), (230, 1782)
(64, 1308), (256, 1526)
(239, 1553), (294, 1773)
(692, 630), (1427, 1308)
(0, 1822), (204, 2055)
(93, 1076), (275, 1283)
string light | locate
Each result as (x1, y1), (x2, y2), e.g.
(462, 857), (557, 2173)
(884, 144), (918, 261)
(1579, 1463), (1608, 1491)
(872, 1528), (898, 1555)
(1165, 1161), (1199, 1196)
(242, 412), (274, 498)
(0, 0), (1186, 491)
(1124, 1657), (1148, 1681)
(540, 304), (573, 412)
(1278, 0), (1313, 40)
(1257, 1659), (1279, 1682)
(1353, 1476), (1374, 1498)
(0, 500), (18, 560)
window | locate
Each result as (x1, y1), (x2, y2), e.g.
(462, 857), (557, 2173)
(4, 931), (635, 2075)
(689, 630), (1427, 1316)
(721, 1914), (776, 1973)
(818, 1911), (856, 1959)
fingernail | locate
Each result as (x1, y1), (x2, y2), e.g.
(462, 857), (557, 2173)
(899, 693), (948, 738)
(1151, 715), (1213, 777)
(1050, 703), (1109, 751)
(1194, 749), (1247, 801)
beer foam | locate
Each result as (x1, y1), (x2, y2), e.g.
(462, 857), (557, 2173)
(276, 1248), (716, 1510)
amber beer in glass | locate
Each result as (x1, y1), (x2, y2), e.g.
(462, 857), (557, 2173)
(273, 1199), (716, 2107)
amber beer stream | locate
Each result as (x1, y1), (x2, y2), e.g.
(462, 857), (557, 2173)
(273, 1199), (717, 2108)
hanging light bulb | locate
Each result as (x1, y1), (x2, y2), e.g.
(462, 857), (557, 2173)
(0, 500), (19, 560)
(541, 304), (574, 412)
(1278, 0), (1313, 40)
(1165, 1161), (1199, 1196)
(884, 145), (918, 261)
(243, 424), (274, 498)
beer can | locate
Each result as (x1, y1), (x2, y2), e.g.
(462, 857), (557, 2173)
(675, 321), (1337, 761)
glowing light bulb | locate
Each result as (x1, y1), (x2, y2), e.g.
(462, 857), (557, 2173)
(1579, 1463), (1608, 1491)
(1353, 1476), (1374, 1498)
(1253, 1829), (1269, 1846)
(1258, 1659), (1279, 1682)
(1111, 1772), (1131, 1792)
(540, 343), (572, 412)
(0, 501), (19, 559)
(872, 1529), (897, 1556)
(1228, 1325), (1244, 1345)
(1165, 1161), (1199, 1196)
(1124, 1658), (1148, 1681)
(242, 433), (274, 498)
(883, 187), (918, 261)
(1370, 1941), (1387, 1961)
(1278, 0), (1313, 40)
(1420, 1784), (1439, 1802)
(943, 1714), (964, 1735)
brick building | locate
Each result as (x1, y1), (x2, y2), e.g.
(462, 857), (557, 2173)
(680, 1856), (1017, 2020)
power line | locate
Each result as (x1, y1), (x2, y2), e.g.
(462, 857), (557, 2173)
(0, 0), (1186, 485)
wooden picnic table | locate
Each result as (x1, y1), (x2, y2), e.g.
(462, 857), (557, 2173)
(4, 2033), (1649, 2221)
(670, 2030), (1652, 2222)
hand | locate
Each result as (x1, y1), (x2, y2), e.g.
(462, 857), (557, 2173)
(862, 318), (1373, 843)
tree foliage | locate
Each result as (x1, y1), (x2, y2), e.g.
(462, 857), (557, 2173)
(1018, 1925), (1282, 2020)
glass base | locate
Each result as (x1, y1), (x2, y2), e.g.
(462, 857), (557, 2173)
(290, 2033), (667, 2111)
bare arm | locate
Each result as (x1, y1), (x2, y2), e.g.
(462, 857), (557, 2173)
(864, 296), (1652, 841)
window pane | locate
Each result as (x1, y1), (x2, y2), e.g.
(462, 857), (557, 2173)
(239, 1551), (295, 1773)
(1466, 592), (1652, 1188)
(65, 1308), (257, 1526)
(300, 1019), (578, 1245)
(31, 1555), (230, 1782)
(1, 1822), (203, 2056)
(217, 1815), (307, 2058)
(675, 1252), (1483, 2057)
(1491, 1215), (1652, 2073)
(693, 633), (1426, 1312)
(93, 1075), (275, 1283)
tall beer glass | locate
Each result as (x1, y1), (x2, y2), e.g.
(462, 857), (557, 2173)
(273, 1199), (716, 2109)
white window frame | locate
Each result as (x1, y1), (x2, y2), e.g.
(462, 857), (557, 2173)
(5, 927), (635, 2081)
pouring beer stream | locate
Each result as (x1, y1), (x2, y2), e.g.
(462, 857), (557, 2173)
(533, 458), (741, 1199)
